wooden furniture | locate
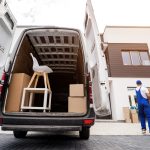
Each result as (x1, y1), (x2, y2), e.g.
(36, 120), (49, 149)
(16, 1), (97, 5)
(21, 72), (52, 112)
(21, 53), (53, 112)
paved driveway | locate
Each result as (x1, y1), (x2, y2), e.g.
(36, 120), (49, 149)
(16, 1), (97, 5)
(0, 133), (150, 150)
(0, 122), (149, 150)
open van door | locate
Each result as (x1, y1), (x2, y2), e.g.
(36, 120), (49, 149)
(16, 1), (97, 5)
(84, 0), (111, 116)
(0, 0), (16, 76)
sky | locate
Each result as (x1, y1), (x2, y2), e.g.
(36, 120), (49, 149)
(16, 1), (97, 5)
(6, 0), (150, 33)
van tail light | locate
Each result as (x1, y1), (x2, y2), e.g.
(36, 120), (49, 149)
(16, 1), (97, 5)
(89, 81), (93, 104)
(83, 119), (94, 125)
(0, 71), (6, 95)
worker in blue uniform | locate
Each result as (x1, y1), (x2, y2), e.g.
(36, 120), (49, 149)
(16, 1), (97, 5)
(135, 80), (150, 134)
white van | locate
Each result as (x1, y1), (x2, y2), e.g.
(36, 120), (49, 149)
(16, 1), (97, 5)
(0, 0), (111, 139)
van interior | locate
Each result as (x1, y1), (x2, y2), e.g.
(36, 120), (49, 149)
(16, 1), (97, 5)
(4, 28), (87, 116)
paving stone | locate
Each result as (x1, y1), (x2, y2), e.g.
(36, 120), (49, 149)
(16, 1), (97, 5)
(0, 133), (150, 150)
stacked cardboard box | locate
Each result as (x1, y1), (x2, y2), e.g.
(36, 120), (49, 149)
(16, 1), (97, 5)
(130, 109), (139, 123)
(5, 73), (31, 112)
(68, 84), (86, 113)
(123, 107), (139, 123)
(123, 107), (131, 123)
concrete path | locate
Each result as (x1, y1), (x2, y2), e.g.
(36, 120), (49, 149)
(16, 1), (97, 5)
(0, 121), (146, 135)
(90, 122), (143, 135)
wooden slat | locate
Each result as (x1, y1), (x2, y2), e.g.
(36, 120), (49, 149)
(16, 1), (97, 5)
(54, 70), (75, 73)
(28, 29), (80, 73)
(29, 36), (37, 45)
(21, 106), (50, 110)
(36, 36), (42, 45)
(48, 64), (76, 67)
(45, 36), (49, 44)
(51, 67), (76, 70)
(38, 52), (77, 56)
(42, 58), (77, 62)
(34, 43), (79, 48)
(60, 36), (64, 44)
(25, 88), (50, 92)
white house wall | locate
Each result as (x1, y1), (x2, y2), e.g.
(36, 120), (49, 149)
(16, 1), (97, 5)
(109, 77), (150, 120)
(103, 27), (150, 44)
(109, 80), (117, 120)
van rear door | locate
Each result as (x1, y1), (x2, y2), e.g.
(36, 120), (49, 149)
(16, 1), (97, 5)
(0, 1), (16, 76)
(84, 0), (111, 116)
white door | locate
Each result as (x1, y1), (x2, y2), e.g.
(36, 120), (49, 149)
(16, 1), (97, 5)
(0, 0), (16, 76)
(84, 0), (111, 116)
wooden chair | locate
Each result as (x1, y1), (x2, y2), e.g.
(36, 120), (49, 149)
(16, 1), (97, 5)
(21, 53), (53, 112)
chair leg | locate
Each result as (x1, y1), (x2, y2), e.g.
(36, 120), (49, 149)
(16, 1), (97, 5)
(28, 75), (39, 108)
(48, 91), (52, 112)
(29, 93), (34, 107)
(21, 89), (26, 111)
(21, 72), (52, 112)
(43, 89), (48, 112)
(46, 73), (51, 112)
(28, 72), (36, 88)
(43, 73), (47, 89)
(34, 75), (39, 88)
(46, 74), (51, 91)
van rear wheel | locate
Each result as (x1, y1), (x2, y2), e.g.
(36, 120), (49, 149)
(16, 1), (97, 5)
(13, 131), (27, 138)
(79, 127), (90, 139)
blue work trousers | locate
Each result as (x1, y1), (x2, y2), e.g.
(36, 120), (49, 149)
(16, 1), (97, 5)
(138, 100), (150, 131)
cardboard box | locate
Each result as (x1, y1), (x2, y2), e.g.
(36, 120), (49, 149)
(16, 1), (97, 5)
(5, 73), (31, 112)
(147, 88), (150, 100)
(130, 109), (137, 114)
(125, 118), (132, 123)
(131, 114), (138, 123)
(123, 107), (131, 123)
(68, 97), (86, 113)
(130, 110), (139, 123)
(69, 84), (84, 97)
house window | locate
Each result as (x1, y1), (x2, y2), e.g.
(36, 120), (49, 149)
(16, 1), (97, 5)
(122, 51), (150, 66)
(140, 52), (150, 65)
(122, 51), (131, 65)
(130, 51), (141, 65)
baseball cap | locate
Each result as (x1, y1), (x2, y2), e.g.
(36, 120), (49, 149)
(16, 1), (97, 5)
(136, 80), (142, 85)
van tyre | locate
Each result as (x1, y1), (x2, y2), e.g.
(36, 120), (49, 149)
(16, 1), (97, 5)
(13, 131), (27, 138)
(79, 127), (90, 139)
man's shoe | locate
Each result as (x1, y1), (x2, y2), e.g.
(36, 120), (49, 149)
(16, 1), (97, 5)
(142, 129), (146, 134)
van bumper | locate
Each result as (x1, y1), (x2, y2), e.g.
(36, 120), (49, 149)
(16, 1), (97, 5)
(2, 125), (82, 132)
(2, 108), (95, 131)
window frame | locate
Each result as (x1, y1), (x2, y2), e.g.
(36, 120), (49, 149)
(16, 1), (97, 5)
(121, 51), (132, 65)
(130, 51), (141, 66)
(121, 50), (150, 66)
(139, 51), (150, 65)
